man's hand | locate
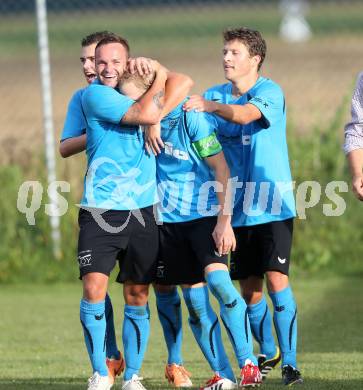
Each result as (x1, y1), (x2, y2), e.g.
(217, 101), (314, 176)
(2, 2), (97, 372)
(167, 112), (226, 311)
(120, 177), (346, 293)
(145, 123), (164, 155)
(212, 217), (236, 256)
(183, 95), (216, 113)
(352, 175), (363, 201)
(128, 57), (154, 76)
(127, 57), (168, 76)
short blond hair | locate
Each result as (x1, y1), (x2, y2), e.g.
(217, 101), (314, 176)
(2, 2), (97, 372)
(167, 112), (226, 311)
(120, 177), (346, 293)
(120, 71), (156, 92)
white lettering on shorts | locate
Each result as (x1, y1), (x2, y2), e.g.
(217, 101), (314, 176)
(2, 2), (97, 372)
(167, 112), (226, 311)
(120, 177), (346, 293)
(78, 250), (92, 268)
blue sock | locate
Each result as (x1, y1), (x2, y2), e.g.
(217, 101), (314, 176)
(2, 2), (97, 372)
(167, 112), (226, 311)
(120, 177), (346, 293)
(182, 286), (235, 382)
(247, 295), (277, 359)
(105, 293), (120, 359)
(269, 286), (297, 368)
(206, 270), (257, 367)
(80, 299), (108, 376)
(122, 304), (150, 380)
(155, 288), (183, 365)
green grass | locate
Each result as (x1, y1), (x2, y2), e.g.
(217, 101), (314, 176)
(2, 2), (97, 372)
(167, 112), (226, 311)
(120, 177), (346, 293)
(1, 277), (363, 389)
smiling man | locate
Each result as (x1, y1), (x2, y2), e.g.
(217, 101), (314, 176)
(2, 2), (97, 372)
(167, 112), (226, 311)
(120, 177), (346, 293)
(59, 31), (125, 384)
(77, 34), (166, 390)
(184, 27), (302, 386)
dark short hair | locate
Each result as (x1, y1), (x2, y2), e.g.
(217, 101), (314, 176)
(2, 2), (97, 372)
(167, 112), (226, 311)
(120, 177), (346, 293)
(223, 27), (266, 70)
(81, 31), (116, 47)
(95, 34), (130, 55)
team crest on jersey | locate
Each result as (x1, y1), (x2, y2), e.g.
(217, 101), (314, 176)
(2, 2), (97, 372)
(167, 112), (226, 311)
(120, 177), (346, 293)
(78, 250), (92, 268)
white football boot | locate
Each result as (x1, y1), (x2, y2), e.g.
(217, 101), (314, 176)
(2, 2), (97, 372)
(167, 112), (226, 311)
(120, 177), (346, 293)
(87, 372), (113, 390)
(121, 374), (147, 390)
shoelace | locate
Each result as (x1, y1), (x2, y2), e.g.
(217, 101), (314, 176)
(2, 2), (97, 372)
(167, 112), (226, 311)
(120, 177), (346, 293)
(172, 366), (191, 382)
(205, 374), (222, 386)
(179, 366), (192, 378)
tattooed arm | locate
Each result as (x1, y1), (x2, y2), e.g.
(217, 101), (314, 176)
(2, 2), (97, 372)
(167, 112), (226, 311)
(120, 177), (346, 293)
(144, 70), (194, 155)
(121, 61), (167, 125)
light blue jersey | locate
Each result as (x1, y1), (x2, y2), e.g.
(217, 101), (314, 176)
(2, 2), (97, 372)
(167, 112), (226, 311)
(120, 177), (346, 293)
(61, 88), (87, 141)
(157, 103), (222, 223)
(81, 80), (157, 211)
(204, 77), (296, 226)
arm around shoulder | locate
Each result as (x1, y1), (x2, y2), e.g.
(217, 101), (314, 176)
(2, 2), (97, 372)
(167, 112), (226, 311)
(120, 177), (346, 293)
(184, 95), (262, 125)
(121, 63), (168, 125)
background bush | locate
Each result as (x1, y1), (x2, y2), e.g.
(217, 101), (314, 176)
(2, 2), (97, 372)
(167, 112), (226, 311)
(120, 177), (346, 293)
(290, 94), (363, 276)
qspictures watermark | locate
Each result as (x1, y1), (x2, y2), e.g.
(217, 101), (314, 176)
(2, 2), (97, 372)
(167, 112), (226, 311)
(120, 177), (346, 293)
(16, 178), (348, 228)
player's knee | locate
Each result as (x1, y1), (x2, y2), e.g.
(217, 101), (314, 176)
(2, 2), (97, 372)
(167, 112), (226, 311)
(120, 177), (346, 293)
(83, 283), (106, 302)
(243, 290), (263, 305)
(266, 271), (288, 293)
(153, 284), (177, 294)
(240, 276), (264, 304)
(124, 283), (149, 306)
(206, 272), (238, 305)
(82, 273), (108, 302)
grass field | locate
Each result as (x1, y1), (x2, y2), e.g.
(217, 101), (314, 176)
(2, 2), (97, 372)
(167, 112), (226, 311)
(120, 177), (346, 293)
(1, 277), (362, 389)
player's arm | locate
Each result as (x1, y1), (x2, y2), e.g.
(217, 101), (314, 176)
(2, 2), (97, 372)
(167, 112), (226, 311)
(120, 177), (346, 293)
(183, 94), (261, 125)
(163, 71), (194, 117)
(189, 111), (235, 254)
(60, 89), (87, 158)
(347, 149), (363, 201)
(146, 71), (194, 155)
(59, 134), (86, 158)
(121, 61), (167, 126)
(204, 151), (236, 255)
(127, 57), (193, 115)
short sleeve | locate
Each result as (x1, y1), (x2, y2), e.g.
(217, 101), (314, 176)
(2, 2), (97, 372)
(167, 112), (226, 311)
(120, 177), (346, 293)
(82, 84), (134, 124)
(248, 83), (285, 129)
(185, 111), (217, 142)
(61, 89), (86, 141)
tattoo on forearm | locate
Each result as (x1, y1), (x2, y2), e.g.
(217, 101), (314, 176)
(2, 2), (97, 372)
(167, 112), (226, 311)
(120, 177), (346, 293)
(122, 104), (141, 124)
(153, 90), (165, 110)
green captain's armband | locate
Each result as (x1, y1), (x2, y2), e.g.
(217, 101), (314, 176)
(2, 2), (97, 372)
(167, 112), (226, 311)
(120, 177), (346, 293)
(192, 132), (222, 159)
